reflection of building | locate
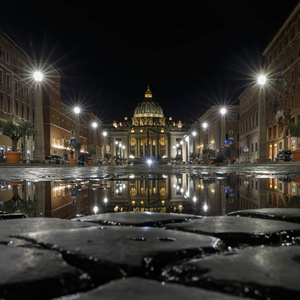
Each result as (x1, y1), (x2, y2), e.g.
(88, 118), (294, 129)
(238, 175), (267, 209)
(104, 85), (189, 162)
(267, 178), (300, 208)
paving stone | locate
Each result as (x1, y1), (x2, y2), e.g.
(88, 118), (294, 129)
(19, 226), (223, 275)
(0, 218), (95, 246)
(164, 216), (300, 246)
(162, 246), (300, 299)
(73, 211), (201, 226)
(227, 208), (300, 223)
(0, 245), (91, 300)
(68, 277), (250, 300)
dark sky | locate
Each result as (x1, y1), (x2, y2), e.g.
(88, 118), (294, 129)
(1, 1), (299, 123)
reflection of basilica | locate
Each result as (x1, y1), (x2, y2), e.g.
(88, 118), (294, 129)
(1, 175), (300, 218)
(104, 85), (188, 162)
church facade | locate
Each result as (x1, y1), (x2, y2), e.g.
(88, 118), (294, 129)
(104, 86), (189, 163)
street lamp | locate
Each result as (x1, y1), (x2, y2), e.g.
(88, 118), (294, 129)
(257, 74), (267, 162)
(92, 122), (98, 164)
(33, 71), (45, 163)
(74, 106), (80, 159)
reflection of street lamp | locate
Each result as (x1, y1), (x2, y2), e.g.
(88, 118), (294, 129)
(33, 71), (45, 163)
(74, 107), (80, 159)
(92, 122), (98, 164)
(257, 74), (267, 162)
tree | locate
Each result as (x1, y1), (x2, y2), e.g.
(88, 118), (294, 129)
(104, 153), (112, 161)
(0, 120), (34, 152)
(189, 152), (199, 161)
(63, 140), (75, 158)
(87, 147), (96, 160)
(289, 121), (300, 138)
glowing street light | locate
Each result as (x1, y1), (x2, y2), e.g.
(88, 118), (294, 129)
(220, 107), (227, 116)
(33, 71), (43, 82)
(33, 70), (45, 163)
(257, 75), (266, 86)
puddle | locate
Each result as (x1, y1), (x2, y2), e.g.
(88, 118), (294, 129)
(0, 173), (300, 218)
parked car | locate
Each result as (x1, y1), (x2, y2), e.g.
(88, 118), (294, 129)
(276, 150), (292, 161)
(0, 153), (6, 163)
(49, 155), (64, 164)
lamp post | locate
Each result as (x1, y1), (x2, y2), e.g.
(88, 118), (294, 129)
(220, 107), (227, 154)
(202, 122), (208, 162)
(33, 71), (45, 163)
(257, 75), (267, 162)
(192, 131), (197, 153)
(102, 131), (107, 160)
(92, 122), (98, 164)
(74, 106), (80, 159)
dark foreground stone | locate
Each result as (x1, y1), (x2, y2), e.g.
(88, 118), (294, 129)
(1, 211), (300, 299)
(164, 216), (300, 247)
(162, 246), (300, 300)
(74, 211), (201, 226)
(65, 277), (251, 300)
(0, 245), (91, 300)
(19, 226), (223, 274)
(227, 208), (300, 223)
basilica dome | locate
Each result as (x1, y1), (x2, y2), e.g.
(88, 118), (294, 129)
(133, 85), (164, 118)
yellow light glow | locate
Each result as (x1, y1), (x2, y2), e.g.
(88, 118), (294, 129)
(270, 184), (272, 188)
(211, 189), (215, 193)
(274, 185), (277, 189)
(161, 200), (165, 205)
(132, 201), (135, 205)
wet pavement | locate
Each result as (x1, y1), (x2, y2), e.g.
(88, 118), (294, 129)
(0, 163), (300, 299)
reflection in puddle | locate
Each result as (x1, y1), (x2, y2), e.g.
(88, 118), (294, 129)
(1, 173), (300, 219)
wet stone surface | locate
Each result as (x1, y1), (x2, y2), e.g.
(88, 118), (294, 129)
(161, 246), (300, 299)
(19, 226), (223, 274)
(164, 216), (300, 247)
(65, 277), (251, 300)
(227, 208), (300, 223)
(0, 245), (91, 300)
(1, 210), (300, 299)
(74, 211), (202, 226)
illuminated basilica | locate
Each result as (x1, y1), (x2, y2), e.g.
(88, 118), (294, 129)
(105, 85), (189, 163)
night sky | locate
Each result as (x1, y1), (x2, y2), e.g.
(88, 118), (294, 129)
(1, 1), (299, 124)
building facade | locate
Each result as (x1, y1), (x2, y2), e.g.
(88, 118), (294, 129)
(0, 31), (102, 162)
(0, 31), (36, 159)
(188, 105), (240, 162)
(263, 2), (300, 160)
(105, 85), (188, 163)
